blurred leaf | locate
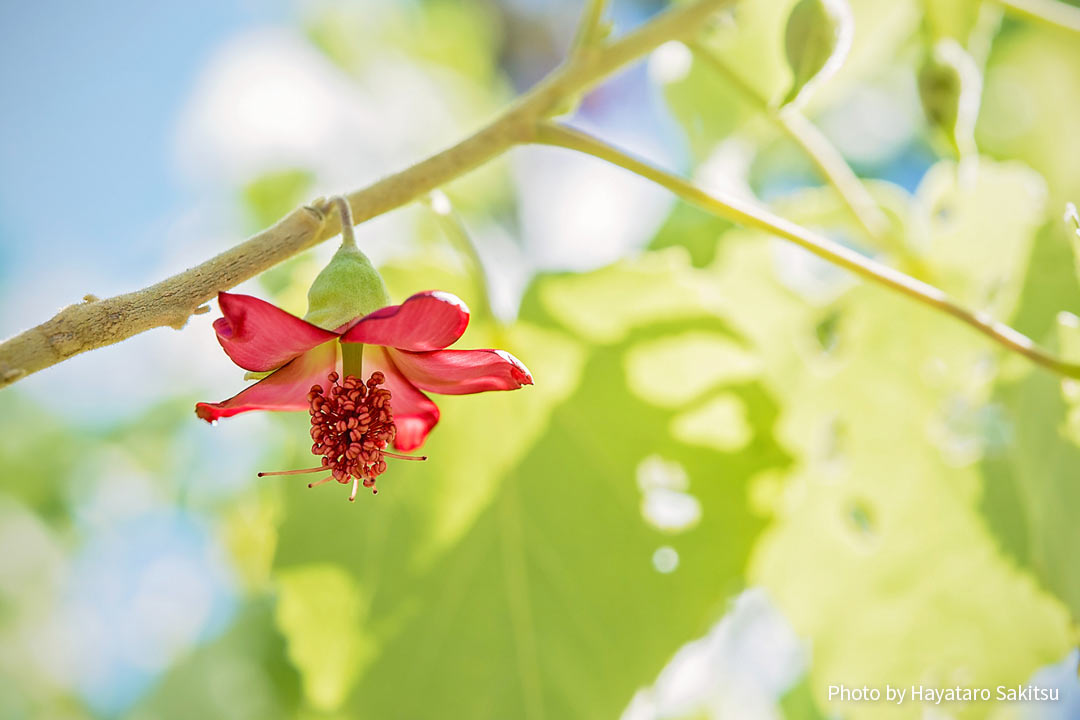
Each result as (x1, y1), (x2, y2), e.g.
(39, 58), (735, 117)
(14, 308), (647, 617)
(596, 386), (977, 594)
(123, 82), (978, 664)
(978, 188), (1080, 625)
(706, 178), (1072, 716)
(130, 600), (300, 720)
(779, 675), (827, 720)
(306, 0), (501, 85)
(536, 249), (731, 344)
(241, 169), (315, 231)
(0, 394), (82, 518)
(383, 0), (502, 84)
(649, 202), (736, 267)
(978, 28), (1080, 210)
(981, 370), (1080, 622)
(660, 54), (759, 159)
(916, 158), (1046, 319)
(275, 565), (374, 711)
(221, 488), (283, 591)
(923, 0), (983, 43)
(1010, 220), (1080, 342)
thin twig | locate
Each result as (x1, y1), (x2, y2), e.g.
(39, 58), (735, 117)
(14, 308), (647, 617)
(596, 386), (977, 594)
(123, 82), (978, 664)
(570, 0), (612, 60)
(533, 120), (1080, 378)
(0, 0), (736, 390)
(423, 191), (497, 323)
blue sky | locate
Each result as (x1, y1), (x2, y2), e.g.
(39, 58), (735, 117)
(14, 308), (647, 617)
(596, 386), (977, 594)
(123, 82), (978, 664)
(0, 0), (291, 298)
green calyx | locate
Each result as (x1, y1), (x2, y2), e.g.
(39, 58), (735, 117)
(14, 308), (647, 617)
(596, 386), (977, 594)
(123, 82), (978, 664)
(304, 243), (391, 332)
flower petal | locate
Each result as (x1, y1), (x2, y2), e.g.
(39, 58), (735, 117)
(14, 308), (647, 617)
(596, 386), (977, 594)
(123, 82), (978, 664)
(389, 348), (533, 395)
(196, 342), (338, 422)
(341, 291), (469, 351)
(366, 347), (440, 451)
(213, 292), (339, 372)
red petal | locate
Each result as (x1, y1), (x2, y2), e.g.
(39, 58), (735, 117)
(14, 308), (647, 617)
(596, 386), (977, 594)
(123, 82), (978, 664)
(213, 292), (339, 372)
(367, 347), (440, 451)
(388, 348), (533, 395)
(196, 342), (339, 422)
(340, 291), (469, 351)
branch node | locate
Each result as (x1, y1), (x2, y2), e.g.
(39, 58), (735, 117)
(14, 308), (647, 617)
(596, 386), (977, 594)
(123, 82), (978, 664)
(1, 368), (26, 385)
(168, 315), (191, 331)
(303, 201), (327, 222)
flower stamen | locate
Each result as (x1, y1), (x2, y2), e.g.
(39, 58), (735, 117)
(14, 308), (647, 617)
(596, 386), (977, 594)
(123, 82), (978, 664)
(383, 451), (428, 461)
(257, 465), (327, 477)
(256, 370), (430, 499)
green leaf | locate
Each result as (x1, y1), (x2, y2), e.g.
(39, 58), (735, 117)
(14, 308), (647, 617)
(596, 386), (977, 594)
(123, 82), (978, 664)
(241, 169), (315, 231)
(923, 0), (984, 44)
(780, 675), (828, 720)
(981, 370), (1080, 622)
(649, 202), (735, 267)
(658, 53), (759, 160)
(131, 600), (301, 720)
(269, 250), (790, 718)
(977, 188), (1080, 625)
(704, 179), (1072, 715)
(916, 158), (1046, 319)
(274, 565), (374, 712)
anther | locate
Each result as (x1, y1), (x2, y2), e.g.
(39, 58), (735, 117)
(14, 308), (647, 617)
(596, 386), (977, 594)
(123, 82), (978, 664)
(383, 451), (427, 461)
(257, 466), (326, 477)
(259, 370), (427, 501)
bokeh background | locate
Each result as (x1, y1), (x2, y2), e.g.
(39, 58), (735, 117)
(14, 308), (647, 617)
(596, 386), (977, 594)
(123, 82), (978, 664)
(2, 0), (1080, 718)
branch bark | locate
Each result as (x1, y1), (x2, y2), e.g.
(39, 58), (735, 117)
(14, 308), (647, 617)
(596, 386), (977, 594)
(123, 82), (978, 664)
(0, 0), (735, 389)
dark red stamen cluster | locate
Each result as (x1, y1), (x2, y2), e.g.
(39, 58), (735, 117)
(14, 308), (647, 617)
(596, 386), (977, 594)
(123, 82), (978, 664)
(308, 370), (396, 498)
(257, 370), (428, 500)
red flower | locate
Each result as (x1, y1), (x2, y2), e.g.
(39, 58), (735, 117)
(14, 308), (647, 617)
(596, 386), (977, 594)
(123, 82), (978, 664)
(196, 290), (532, 498)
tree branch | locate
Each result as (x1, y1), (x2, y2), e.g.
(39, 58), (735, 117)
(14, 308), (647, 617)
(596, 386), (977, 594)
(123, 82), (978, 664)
(0, 0), (735, 390)
(533, 120), (1080, 378)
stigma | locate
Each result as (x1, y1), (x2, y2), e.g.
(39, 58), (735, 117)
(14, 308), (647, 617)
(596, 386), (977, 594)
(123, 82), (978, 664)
(258, 370), (426, 500)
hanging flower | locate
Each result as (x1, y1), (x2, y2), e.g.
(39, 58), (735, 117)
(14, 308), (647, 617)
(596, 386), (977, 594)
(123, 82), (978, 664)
(196, 290), (532, 498)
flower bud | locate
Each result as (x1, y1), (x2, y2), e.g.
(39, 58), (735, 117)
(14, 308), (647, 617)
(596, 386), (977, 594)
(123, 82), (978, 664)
(304, 243), (391, 331)
(917, 39), (982, 158)
(781, 0), (854, 108)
